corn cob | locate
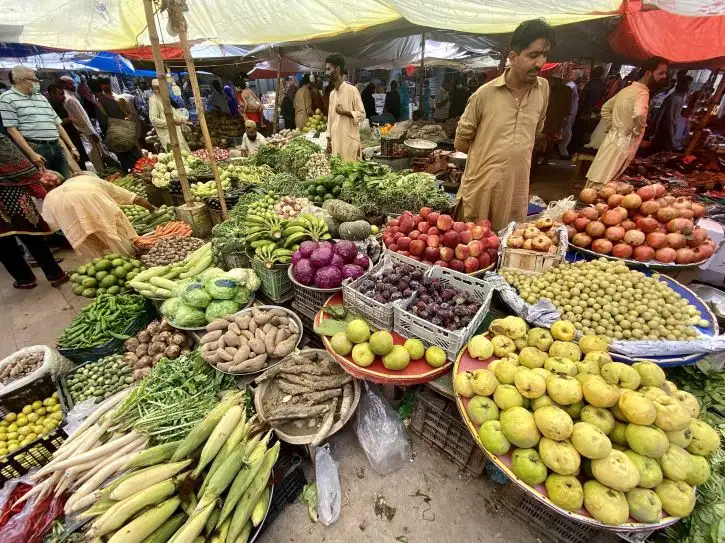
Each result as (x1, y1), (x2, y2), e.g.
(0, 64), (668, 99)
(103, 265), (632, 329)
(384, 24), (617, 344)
(193, 405), (244, 478)
(196, 442), (246, 512)
(201, 418), (250, 494)
(169, 500), (217, 543)
(107, 496), (181, 543)
(111, 460), (191, 501)
(123, 440), (181, 470)
(216, 438), (268, 526)
(141, 512), (187, 543)
(252, 487), (271, 527)
(171, 395), (240, 462)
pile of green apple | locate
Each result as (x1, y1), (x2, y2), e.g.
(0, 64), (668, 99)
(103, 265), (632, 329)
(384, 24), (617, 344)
(330, 318), (447, 370)
(455, 315), (720, 526)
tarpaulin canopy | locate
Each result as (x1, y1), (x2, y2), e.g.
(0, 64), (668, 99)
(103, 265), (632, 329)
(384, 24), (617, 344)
(609, 10), (725, 65)
(0, 53), (99, 72)
(113, 42), (251, 61)
(247, 58), (312, 79)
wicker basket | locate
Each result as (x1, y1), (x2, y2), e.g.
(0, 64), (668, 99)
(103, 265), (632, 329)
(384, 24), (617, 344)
(380, 137), (404, 157)
(252, 259), (293, 302)
(394, 266), (493, 361)
(498, 248), (564, 275)
(342, 251), (428, 331)
(410, 387), (486, 476)
(208, 208), (223, 225)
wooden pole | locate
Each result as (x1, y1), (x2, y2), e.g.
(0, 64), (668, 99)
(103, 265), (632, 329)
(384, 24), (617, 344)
(273, 49), (282, 134)
(419, 33), (426, 110)
(142, 0), (192, 205)
(177, 27), (229, 219)
(686, 69), (725, 154)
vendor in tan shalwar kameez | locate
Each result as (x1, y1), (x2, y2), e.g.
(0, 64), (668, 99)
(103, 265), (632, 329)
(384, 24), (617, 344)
(454, 20), (554, 232)
(586, 57), (670, 189)
(324, 53), (366, 161)
(294, 75), (314, 130)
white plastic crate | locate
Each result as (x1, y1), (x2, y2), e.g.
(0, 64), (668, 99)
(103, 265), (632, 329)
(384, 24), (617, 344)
(394, 266), (493, 361)
(342, 251), (428, 330)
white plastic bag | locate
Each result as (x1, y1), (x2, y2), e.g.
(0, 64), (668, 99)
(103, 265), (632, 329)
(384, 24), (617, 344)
(355, 382), (411, 474)
(315, 445), (340, 526)
(0, 346), (72, 396)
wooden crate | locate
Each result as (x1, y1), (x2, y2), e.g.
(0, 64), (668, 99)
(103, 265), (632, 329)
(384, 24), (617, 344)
(498, 247), (564, 275)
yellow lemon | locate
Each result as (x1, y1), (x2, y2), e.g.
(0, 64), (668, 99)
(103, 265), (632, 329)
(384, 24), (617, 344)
(51, 412), (62, 422)
(33, 424), (44, 434)
(6, 431), (18, 441)
(35, 407), (47, 416)
(31, 401), (42, 410)
(17, 427), (29, 437)
(0, 448), (7, 456)
(8, 443), (19, 453)
(16, 415), (27, 427)
(4, 413), (16, 423)
(21, 405), (32, 415)
(27, 413), (39, 423)
(52, 392), (58, 399)
(26, 433), (37, 442)
(7, 423), (18, 433)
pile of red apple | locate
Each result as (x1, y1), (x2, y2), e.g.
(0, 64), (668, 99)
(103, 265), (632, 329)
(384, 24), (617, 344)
(505, 216), (562, 253)
(567, 181), (714, 264)
(382, 207), (500, 273)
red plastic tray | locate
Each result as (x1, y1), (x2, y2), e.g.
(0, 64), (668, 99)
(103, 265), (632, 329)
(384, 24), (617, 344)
(315, 293), (452, 385)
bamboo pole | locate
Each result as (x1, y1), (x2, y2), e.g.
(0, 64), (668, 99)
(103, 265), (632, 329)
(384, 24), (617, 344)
(273, 49), (282, 134)
(142, 0), (192, 205)
(419, 33), (426, 110)
(686, 70), (725, 154)
(177, 27), (228, 219)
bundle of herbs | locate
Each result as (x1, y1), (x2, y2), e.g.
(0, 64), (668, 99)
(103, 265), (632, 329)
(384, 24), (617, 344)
(279, 137), (321, 178)
(110, 351), (240, 444)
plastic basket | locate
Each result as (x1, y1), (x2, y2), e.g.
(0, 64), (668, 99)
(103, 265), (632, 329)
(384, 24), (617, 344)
(410, 387), (486, 476)
(394, 266), (493, 361)
(252, 259), (293, 302)
(291, 283), (331, 322)
(58, 356), (133, 411)
(342, 251), (428, 331)
(57, 300), (155, 364)
(498, 484), (602, 543)
(0, 374), (67, 484)
(222, 250), (250, 271)
(255, 442), (306, 540)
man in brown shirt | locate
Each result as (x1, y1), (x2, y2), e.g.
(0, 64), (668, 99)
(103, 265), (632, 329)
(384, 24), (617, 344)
(454, 19), (554, 231)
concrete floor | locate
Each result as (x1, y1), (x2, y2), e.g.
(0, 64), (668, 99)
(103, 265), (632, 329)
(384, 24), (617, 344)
(0, 160), (629, 543)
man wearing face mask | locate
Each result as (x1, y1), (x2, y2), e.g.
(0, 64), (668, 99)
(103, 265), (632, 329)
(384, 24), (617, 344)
(454, 19), (554, 230)
(0, 66), (79, 179)
(586, 57), (669, 189)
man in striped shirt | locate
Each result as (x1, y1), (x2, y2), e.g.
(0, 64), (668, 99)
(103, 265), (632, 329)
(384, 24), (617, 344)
(0, 66), (79, 179)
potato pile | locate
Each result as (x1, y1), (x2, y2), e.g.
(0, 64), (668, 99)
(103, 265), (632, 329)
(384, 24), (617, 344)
(141, 236), (205, 267)
(200, 307), (300, 374)
(0, 350), (44, 386)
(123, 319), (191, 379)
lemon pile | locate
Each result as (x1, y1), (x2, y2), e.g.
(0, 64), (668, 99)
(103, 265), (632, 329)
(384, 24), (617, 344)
(0, 393), (62, 456)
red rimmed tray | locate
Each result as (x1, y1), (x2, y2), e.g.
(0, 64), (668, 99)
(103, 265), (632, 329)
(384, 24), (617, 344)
(453, 342), (681, 533)
(314, 292), (452, 385)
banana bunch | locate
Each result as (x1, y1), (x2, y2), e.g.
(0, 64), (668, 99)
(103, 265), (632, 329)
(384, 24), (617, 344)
(255, 243), (294, 268)
(282, 213), (331, 245)
(246, 211), (331, 268)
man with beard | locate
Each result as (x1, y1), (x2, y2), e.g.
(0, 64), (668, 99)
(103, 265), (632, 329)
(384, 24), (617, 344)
(324, 53), (365, 161)
(586, 57), (669, 188)
(454, 19), (553, 230)
(240, 120), (266, 156)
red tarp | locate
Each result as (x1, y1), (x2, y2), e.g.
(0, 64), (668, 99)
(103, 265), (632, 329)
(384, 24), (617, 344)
(609, 10), (725, 64)
(111, 45), (185, 60)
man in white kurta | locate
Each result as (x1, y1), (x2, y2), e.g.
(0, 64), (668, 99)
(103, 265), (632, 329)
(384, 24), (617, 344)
(586, 58), (669, 188)
(149, 79), (190, 153)
(324, 53), (366, 161)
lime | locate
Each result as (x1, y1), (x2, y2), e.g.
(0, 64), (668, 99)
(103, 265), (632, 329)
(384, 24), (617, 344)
(77, 265), (87, 275)
(130, 259), (142, 268)
(123, 262), (134, 272)
(323, 193), (334, 200)
(72, 284), (85, 296)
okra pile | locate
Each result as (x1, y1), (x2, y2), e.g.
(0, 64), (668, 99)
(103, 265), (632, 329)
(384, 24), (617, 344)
(57, 294), (149, 349)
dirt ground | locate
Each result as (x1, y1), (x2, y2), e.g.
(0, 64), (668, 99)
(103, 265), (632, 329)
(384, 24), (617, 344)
(0, 160), (633, 543)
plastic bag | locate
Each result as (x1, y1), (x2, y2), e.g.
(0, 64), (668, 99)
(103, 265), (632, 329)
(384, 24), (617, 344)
(315, 445), (340, 526)
(355, 382), (411, 474)
(0, 346), (72, 396)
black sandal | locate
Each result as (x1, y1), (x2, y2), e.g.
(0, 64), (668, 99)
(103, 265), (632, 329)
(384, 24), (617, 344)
(50, 272), (70, 287)
(13, 281), (37, 289)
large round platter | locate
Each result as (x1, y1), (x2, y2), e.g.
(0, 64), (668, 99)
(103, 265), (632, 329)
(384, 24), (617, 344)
(452, 342), (681, 532)
(315, 293), (452, 385)
(204, 305), (303, 376)
(167, 294), (256, 333)
(570, 245), (711, 270)
(253, 350), (361, 444)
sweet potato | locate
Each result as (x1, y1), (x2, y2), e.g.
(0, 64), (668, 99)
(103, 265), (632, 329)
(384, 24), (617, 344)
(240, 330), (253, 340)
(217, 349), (233, 362)
(233, 345), (251, 363)
(228, 322), (241, 335)
(264, 328), (278, 355)
(226, 353), (268, 373)
(223, 330), (240, 347)
(251, 308), (271, 325)
(206, 319), (229, 332)
(254, 328), (266, 343)
(274, 328), (290, 344)
(249, 339), (266, 355)
(200, 330), (223, 344)
(272, 334), (299, 358)
(234, 315), (250, 330)
(225, 346), (237, 357)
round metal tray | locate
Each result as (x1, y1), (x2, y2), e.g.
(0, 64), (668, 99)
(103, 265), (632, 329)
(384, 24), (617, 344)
(253, 349), (361, 444)
(203, 305), (303, 376)
(452, 341), (681, 533)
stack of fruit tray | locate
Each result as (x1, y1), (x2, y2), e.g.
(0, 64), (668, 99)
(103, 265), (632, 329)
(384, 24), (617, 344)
(394, 266), (493, 361)
(342, 251), (429, 331)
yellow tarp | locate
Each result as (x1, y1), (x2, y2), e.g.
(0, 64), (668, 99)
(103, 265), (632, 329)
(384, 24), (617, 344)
(0, 0), (660, 52)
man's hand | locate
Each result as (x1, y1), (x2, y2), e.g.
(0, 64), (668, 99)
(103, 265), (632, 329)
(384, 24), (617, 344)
(335, 104), (350, 117)
(326, 138), (332, 154)
(30, 152), (46, 168)
(70, 148), (81, 162)
(174, 119), (183, 126)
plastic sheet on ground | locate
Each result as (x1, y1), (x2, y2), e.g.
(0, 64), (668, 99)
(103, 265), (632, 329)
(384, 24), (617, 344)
(485, 271), (725, 358)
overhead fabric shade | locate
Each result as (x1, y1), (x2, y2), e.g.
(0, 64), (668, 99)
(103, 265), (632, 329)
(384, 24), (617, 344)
(646, 0), (725, 16)
(608, 10), (725, 64)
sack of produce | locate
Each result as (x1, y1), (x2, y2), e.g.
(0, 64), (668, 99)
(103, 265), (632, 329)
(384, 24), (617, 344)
(0, 346), (72, 396)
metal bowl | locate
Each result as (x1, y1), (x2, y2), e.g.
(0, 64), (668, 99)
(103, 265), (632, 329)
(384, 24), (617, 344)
(404, 138), (437, 157)
(688, 284), (725, 329)
(449, 151), (467, 168)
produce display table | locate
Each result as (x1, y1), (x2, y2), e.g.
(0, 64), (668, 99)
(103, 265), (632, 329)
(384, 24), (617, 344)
(314, 293), (452, 385)
(452, 342), (680, 533)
